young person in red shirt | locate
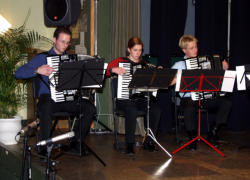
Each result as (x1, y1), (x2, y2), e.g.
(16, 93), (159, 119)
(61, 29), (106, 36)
(106, 37), (162, 155)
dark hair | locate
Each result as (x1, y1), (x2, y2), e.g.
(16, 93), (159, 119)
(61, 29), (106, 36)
(126, 37), (143, 55)
(53, 26), (72, 39)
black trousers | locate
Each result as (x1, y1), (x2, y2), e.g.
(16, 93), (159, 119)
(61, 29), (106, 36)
(38, 94), (96, 141)
(116, 98), (162, 144)
(181, 96), (232, 132)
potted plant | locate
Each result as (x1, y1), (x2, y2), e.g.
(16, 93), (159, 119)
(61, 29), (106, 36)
(0, 21), (51, 145)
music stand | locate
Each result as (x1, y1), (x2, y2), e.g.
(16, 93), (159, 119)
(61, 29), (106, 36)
(129, 68), (177, 158)
(236, 64), (250, 90)
(172, 69), (225, 157)
(236, 65), (250, 150)
(57, 58), (106, 166)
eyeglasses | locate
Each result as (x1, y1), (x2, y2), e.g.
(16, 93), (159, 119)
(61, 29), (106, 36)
(57, 39), (71, 45)
(185, 46), (197, 50)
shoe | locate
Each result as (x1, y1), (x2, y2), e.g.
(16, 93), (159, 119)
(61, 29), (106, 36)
(143, 141), (158, 152)
(207, 132), (219, 147)
(207, 126), (220, 142)
(187, 131), (197, 151)
(188, 141), (197, 151)
(126, 143), (134, 156)
(212, 127), (220, 141)
(38, 149), (48, 163)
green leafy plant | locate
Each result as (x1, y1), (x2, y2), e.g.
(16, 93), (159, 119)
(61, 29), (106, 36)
(0, 22), (52, 118)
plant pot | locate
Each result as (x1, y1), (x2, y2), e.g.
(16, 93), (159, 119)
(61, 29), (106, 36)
(0, 116), (22, 145)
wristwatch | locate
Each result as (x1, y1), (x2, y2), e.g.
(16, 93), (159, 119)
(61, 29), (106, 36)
(34, 68), (38, 75)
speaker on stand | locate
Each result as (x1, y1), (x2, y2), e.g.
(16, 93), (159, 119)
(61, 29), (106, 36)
(44, 0), (81, 26)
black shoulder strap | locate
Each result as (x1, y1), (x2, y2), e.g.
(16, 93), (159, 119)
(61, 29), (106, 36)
(37, 75), (50, 90)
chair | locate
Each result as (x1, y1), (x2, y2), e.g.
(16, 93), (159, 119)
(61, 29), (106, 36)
(32, 76), (74, 141)
(173, 91), (210, 145)
(110, 77), (146, 150)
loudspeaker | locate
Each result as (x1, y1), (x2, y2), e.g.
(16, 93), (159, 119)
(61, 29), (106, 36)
(44, 0), (81, 26)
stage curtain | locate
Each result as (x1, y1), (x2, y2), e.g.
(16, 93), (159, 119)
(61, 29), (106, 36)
(150, 0), (187, 68)
(228, 0), (250, 130)
(110, 0), (141, 60)
(150, 0), (187, 133)
(195, 0), (228, 57)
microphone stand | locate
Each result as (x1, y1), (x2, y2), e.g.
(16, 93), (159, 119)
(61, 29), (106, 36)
(20, 129), (32, 180)
(51, 161), (57, 180)
(27, 146), (32, 180)
(45, 143), (54, 180)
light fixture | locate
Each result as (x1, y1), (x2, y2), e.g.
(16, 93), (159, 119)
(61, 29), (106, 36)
(0, 14), (11, 33)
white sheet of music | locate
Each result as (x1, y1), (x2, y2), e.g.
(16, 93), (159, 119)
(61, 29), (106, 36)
(221, 70), (236, 92)
(175, 69), (182, 92)
(235, 65), (250, 90)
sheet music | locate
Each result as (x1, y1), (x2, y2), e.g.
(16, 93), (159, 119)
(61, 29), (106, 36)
(175, 69), (182, 92)
(236, 65), (246, 90)
(221, 70), (236, 92)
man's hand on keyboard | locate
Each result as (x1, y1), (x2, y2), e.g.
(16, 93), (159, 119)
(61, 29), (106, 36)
(36, 65), (54, 76)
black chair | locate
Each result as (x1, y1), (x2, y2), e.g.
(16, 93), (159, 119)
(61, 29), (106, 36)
(33, 76), (104, 160)
(32, 76), (74, 141)
(110, 77), (146, 150)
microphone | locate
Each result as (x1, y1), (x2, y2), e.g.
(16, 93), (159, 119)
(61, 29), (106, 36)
(17, 119), (40, 135)
(36, 131), (75, 146)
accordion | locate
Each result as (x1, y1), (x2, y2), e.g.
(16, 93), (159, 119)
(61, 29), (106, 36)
(117, 60), (157, 100)
(47, 54), (105, 102)
(185, 55), (222, 70)
(185, 55), (224, 101)
(117, 62), (143, 99)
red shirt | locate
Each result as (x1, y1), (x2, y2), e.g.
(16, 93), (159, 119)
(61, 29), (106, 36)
(106, 57), (130, 77)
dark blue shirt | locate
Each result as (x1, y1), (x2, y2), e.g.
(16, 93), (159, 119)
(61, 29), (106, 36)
(15, 48), (57, 97)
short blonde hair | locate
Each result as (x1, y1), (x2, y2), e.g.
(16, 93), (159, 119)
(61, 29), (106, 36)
(179, 35), (198, 49)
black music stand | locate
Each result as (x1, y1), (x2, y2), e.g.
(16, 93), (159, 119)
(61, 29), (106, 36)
(58, 58), (112, 133)
(172, 69), (225, 157)
(129, 68), (177, 158)
(57, 58), (106, 166)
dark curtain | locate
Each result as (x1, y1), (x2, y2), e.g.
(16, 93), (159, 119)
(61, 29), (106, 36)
(150, 0), (187, 68)
(150, 0), (187, 133)
(195, 0), (228, 57)
(228, 0), (250, 130)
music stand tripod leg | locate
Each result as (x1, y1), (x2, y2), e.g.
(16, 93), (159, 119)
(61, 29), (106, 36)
(94, 118), (112, 132)
(146, 128), (172, 158)
(145, 92), (172, 158)
(84, 142), (106, 166)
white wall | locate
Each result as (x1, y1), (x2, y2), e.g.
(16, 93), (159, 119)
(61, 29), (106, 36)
(0, 0), (54, 50)
(0, 0), (55, 119)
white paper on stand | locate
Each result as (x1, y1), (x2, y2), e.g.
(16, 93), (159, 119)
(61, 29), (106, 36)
(221, 70), (236, 92)
(175, 69), (182, 92)
(236, 66), (246, 90)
